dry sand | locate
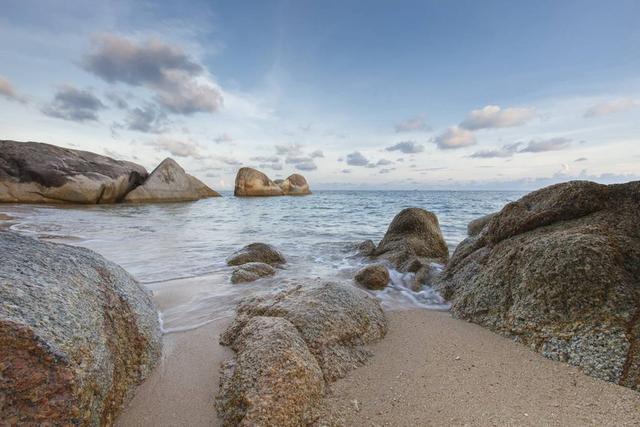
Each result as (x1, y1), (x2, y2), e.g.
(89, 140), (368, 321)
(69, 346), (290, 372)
(117, 308), (640, 427)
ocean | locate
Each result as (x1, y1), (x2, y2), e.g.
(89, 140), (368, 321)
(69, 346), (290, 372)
(0, 190), (523, 333)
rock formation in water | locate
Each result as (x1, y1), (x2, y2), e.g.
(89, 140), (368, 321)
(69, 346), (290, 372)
(278, 173), (311, 195)
(216, 281), (387, 425)
(231, 262), (277, 283)
(353, 240), (376, 257)
(0, 231), (162, 425)
(0, 140), (147, 204)
(355, 264), (390, 290)
(436, 180), (640, 391)
(226, 242), (286, 267)
(466, 212), (496, 237)
(123, 158), (220, 203)
(234, 167), (284, 197)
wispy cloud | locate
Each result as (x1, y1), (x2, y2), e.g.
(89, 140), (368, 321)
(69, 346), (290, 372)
(470, 138), (572, 158)
(433, 126), (476, 149)
(41, 85), (105, 122)
(460, 105), (536, 130)
(583, 98), (636, 118)
(0, 76), (26, 103)
(395, 115), (429, 132)
(386, 141), (424, 154)
(147, 137), (203, 158)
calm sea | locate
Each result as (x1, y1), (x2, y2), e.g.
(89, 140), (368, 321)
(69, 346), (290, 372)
(1, 190), (523, 332)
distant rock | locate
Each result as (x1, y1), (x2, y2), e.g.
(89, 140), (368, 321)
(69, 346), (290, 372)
(0, 231), (162, 425)
(234, 167), (284, 197)
(226, 243), (286, 267)
(231, 262), (276, 283)
(436, 180), (640, 391)
(123, 158), (220, 203)
(278, 173), (311, 195)
(0, 140), (147, 204)
(355, 264), (390, 290)
(467, 212), (496, 237)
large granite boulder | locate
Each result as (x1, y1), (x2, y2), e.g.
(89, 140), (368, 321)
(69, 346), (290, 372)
(0, 231), (162, 425)
(226, 243), (286, 267)
(123, 158), (220, 203)
(217, 281), (387, 425)
(234, 167), (283, 197)
(436, 180), (640, 390)
(355, 264), (390, 290)
(0, 140), (147, 204)
(278, 173), (311, 195)
(467, 212), (496, 237)
(230, 262), (276, 284)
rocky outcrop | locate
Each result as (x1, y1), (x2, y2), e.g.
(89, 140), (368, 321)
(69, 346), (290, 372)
(217, 281), (387, 425)
(353, 240), (376, 257)
(226, 243), (286, 267)
(123, 158), (220, 203)
(355, 264), (390, 290)
(0, 140), (147, 204)
(467, 212), (496, 237)
(436, 180), (640, 390)
(0, 231), (162, 425)
(230, 262), (276, 283)
(278, 174), (311, 195)
(234, 167), (283, 197)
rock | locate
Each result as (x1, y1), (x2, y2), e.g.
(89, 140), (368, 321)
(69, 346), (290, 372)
(467, 212), (496, 237)
(435, 180), (640, 390)
(0, 231), (162, 425)
(355, 264), (390, 290)
(216, 316), (325, 426)
(374, 208), (449, 268)
(226, 243), (286, 267)
(220, 281), (387, 382)
(0, 140), (147, 204)
(231, 262), (277, 283)
(123, 158), (220, 203)
(278, 174), (311, 195)
(353, 240), (376, 257)
(234, 167), (283, 197)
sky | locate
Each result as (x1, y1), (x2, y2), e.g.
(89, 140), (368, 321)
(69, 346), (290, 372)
(1, 0), (639, 191)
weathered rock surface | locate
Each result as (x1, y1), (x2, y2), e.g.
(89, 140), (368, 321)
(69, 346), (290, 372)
(353, 240), (376, 257)
(0, 231), (162, 425)
(467, 212), (496, 237)
(234, 167), (283, 197)
(355, 264), (390, 290)
(230, 262), (276, 284)
(436, 180), (640, 390)
(278, 173), (311, 195)
(216, 316), (325, 426)
(226, 243), (286, 267)
(0, 140), (147, 204)
(217, 281), (387, 425)
(123, 158), (220, 203)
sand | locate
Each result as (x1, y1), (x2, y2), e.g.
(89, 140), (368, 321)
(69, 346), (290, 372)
(117, 309), (640, 426)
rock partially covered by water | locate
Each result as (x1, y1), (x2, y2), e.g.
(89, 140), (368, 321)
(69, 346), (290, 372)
(234, 167), (284, 197)
(226, 243), (286, 267)
(436, 180), (640, 390)
(230, 262), (276, 283)
(278, 173), (311, 195)
(124, 158), (220, 203)
(467, 212), (496, 237)
(355, 264), (390, 290)
(0, 231), (162, 425)
(216, 316), (325, 426)
(0, 140), (147, 204)
(353, 240), (376, 257)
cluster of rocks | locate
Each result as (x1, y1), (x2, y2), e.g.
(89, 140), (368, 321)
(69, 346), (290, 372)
(226, 243), (286, 283)
(234, 167), (311, 196)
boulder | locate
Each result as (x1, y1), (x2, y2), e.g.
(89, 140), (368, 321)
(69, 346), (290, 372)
(467, 212), (496, 237)
(278, 174), (311, 195)
(0, 231), (162, 425)
(436, 180), (640, 390)
(0, 140), (147, 204)
(355, 264), (390, 290)
(234, 167), (283, 197)
(216, 316), (325, 426)
(123, 158), (220, 203)
(230, 262), (277, 284)
(353, 240), (376, 257)
(226, 243), (286, 267)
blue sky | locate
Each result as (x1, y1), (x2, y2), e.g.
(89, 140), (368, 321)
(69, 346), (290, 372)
(1, 0), (639, 190)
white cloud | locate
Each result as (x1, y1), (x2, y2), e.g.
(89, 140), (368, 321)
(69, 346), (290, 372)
(386, 141), (424, 154)
(519, 137), (571, 153)
(583, 98), (636, 118)
(395, 115), (429, 132)
(433, 127), (476, 149)
(346, 151), (369, 166)
(460, 105), (536, 130)
(148, 137), (202, 158)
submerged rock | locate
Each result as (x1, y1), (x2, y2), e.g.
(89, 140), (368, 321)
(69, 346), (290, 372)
(230, 262), (276, 283)
(234, 167), (283, 197)
(355, 264), (390, 290)
(0, 140), (147, 204)
(278, 173), (311, 195)
(467, 212), (496, 237)
(436, 180), (640, 390)
(124, 158), (220, 203)
(226, 243), (286, 267)
(0, 231), (162, 425)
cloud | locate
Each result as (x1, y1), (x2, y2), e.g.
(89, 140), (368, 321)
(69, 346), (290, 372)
(148, 137), (202, 158)
(41, 85), (106, 122)
(252, 155), (280, 163)
(376, 159), (393, 166)
(275, 144), (303, 156)
(83, 33), (222, 115)
(295, 160), (317, 171)
(460, 105), (536, 130)
(346, 151), (369, 166)
(583, 98), (636, 118)
(395, 115), (429, 132)
(574, 157), (588, 162)
(0, 76), (26, 103)
(310, 150), (324, 158)
(470, 142), (522, 158)
(379, 168), (394, 174)
(259, 162), (283, 171)
(518, 137), (572, 153)
(433, 127), (476, 149)
(124, 104), (168, 133)
(341, 169), (352, 174)
(386, 141), (425, 154)
(214, 133), (233, 143)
